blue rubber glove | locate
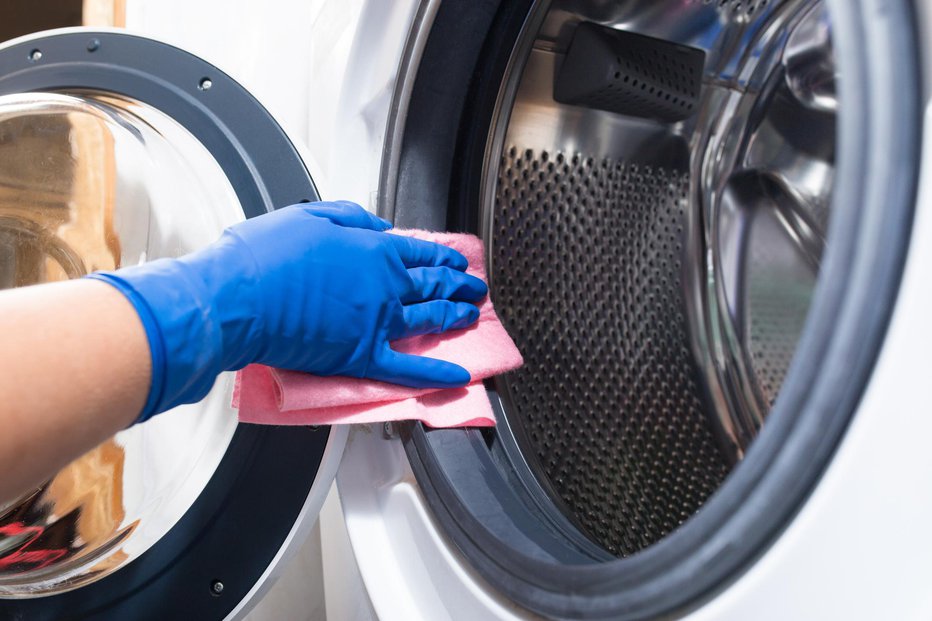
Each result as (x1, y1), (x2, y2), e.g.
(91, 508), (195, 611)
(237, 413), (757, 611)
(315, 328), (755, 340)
(87, 201), (488, 423)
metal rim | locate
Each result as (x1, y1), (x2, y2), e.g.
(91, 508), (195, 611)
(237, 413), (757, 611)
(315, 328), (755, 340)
(0, 29), (330, 620)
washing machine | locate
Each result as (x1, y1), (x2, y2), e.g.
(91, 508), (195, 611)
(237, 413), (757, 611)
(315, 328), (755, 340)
(0, 0), (929, 619)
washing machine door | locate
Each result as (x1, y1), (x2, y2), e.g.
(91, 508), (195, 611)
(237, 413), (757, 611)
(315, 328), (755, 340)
(0, 29), (341, 621)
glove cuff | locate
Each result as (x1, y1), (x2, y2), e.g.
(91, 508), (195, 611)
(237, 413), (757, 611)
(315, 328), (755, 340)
(86, 258), (225, 423)
(86, 272), (167, 423)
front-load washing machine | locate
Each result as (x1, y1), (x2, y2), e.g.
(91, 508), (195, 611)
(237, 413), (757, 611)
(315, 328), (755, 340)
(0, 0), (930, 619)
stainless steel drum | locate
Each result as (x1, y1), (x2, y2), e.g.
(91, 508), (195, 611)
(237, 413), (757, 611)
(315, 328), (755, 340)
(479, 0), (837, 556)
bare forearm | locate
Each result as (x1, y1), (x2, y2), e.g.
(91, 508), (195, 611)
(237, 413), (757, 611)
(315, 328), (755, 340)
(0, 279), (150, 502)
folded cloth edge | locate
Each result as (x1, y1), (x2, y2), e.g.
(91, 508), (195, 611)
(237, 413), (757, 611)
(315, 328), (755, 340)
(237, 364), (495, 427)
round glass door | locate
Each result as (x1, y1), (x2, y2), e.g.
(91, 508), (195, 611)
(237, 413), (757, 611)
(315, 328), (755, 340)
(0, 91), (243, 595)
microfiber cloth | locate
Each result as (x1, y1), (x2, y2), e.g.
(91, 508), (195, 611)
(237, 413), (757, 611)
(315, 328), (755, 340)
(232, 230), (523, 428)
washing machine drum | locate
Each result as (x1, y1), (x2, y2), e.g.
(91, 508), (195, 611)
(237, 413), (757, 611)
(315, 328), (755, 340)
(389, 0), (920, 618)
(0, 31), (333, 620)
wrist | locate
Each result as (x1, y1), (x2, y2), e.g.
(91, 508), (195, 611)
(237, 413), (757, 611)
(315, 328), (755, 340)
(86, 258), (225, 421)
(85, 272), (168, 423)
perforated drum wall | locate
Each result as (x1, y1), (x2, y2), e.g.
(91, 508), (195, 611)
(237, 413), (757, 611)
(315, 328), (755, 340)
(491, 146), (731, 556)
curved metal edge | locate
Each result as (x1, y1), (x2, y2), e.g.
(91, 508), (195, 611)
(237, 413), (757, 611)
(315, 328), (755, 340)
(225, 425), (347, 621)
(463, 0), (604, 556)
(377, 0), (442, 224)
(0, 28), (337, 621)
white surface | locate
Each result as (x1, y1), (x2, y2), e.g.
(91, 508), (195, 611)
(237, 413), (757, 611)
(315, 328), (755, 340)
(125, 0), (321, 157)
(126, 0), (419, 210)
(279, 0), (418, 208)
(321, 484), (379, 621)
(244, 517), (327, 621)
(335, 426), (539, 621)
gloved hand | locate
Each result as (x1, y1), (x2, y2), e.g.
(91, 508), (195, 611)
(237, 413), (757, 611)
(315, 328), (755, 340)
(87, 201), (488, 423)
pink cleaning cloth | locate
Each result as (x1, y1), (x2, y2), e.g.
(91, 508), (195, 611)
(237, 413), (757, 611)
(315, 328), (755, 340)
(233, 230), (523, 428)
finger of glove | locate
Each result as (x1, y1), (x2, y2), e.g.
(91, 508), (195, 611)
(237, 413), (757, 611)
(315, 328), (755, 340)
(392, 300), (479, 339)
(387, 234), (468, 270)
(370, 345), (471, 388)
(299, 200), (392, 231)
(402, 267), (488, 304)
